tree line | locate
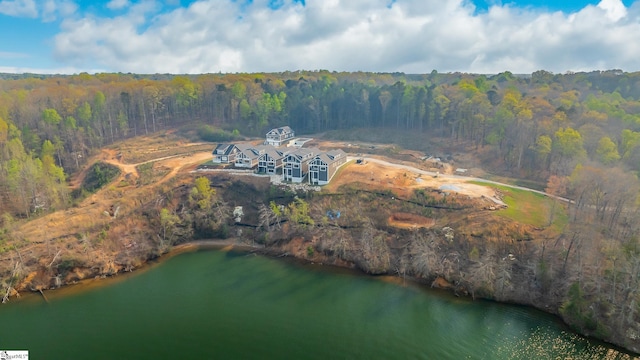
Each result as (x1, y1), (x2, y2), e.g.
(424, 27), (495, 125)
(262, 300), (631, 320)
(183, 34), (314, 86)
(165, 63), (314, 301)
(2, 69), (640, 217)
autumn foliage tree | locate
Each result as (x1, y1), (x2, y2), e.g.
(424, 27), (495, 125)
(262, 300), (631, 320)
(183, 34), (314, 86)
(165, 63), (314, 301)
(188, 176), (227, 237)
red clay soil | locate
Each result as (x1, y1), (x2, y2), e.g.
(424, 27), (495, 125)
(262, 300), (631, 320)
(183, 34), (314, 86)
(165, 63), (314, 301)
(388, 212), (436, 229)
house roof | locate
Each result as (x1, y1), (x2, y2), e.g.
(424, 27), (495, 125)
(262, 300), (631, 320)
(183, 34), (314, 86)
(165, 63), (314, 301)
(236, 144), (274, 160)
(313, 149), (346, 165)
(326, 149), (346, 160)
(212, 143), (237, 155)
(286, 147), (317, 161)
(315, 153), (332, 164)
(266, 126), (294, 136)
(261, 146), (285, 160)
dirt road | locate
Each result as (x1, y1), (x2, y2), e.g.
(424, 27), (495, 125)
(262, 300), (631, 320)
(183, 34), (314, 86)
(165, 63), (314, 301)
(355, 155), (573, 205)
(327, 156), (506, 206)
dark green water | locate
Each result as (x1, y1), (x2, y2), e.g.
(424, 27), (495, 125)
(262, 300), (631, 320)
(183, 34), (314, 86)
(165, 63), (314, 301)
(0, 250), (634, 359)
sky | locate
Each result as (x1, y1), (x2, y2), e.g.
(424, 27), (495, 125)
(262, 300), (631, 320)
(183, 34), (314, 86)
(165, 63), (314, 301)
(0, 0), (638, 75)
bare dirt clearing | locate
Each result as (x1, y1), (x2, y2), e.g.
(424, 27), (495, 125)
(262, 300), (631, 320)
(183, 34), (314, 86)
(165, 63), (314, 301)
(324, 158), (503, 206)
(309, 138), (503, 205)
(388, 213), (436, 229)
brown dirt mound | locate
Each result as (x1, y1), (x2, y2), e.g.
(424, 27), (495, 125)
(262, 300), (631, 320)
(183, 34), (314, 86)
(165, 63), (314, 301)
(388, 212), (436, 229)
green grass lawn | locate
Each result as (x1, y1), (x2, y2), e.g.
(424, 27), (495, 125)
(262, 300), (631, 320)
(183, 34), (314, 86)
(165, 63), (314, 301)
(470, 181), (568, 232)
(480, 174), (546, 192)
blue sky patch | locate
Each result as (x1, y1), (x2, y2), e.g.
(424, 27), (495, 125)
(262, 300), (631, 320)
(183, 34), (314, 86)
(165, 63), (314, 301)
(471, 0), (633, 13)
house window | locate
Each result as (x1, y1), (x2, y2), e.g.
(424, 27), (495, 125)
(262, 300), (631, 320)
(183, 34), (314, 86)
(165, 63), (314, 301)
(293, 163), (300, 169)
(320, 166), (327, 171)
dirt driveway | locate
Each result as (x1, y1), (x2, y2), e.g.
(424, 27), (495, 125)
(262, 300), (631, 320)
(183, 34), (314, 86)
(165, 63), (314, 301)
(326, 156), (505, 206)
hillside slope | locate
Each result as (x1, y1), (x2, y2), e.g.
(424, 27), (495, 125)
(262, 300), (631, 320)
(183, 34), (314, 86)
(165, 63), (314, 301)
(0, 132), (638, 355)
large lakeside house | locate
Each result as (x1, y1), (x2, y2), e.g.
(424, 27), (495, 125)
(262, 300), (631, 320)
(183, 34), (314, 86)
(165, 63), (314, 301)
(265, 126), (295, 147)
(211, 143), (239, 164)
(308, 149), (347, 185)
(258, 147), (286, 175)
(235, 144), (268, 168)
(211, 126), (348, 185)
(283, 148), (318, 183)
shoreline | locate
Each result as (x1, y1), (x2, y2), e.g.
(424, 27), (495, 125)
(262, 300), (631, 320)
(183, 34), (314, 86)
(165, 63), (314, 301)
(4, 238), (261, 305)
(3, 238), (639, 357)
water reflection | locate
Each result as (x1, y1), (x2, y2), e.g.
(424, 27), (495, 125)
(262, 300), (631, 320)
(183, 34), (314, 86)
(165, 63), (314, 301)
(0, 249), (636, 360)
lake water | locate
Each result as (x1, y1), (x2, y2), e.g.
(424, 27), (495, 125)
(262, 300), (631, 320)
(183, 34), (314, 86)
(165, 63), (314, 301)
(0, 249), (634, 359)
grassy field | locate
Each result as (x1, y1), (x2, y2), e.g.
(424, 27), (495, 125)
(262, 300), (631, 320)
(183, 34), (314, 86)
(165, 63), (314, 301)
(471, 181), (569, 232)
(480, 174), (547, 192)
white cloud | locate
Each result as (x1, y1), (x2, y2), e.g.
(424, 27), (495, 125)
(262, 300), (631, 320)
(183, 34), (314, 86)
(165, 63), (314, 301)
(0, 0), (76, 20)
(50, 0), (640, 74)
(106, 0), (130, 11)
(0, 51), (29, 58)
(41, 0), (78, 22)
(0, 0), (37, 17)
(597, 0), (627, 21)
(0, 65), (101, 74)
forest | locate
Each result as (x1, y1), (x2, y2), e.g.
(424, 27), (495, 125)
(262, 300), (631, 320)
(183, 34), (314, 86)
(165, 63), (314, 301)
(2, 69), (640, 218)
(1, 70), (640, 354)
